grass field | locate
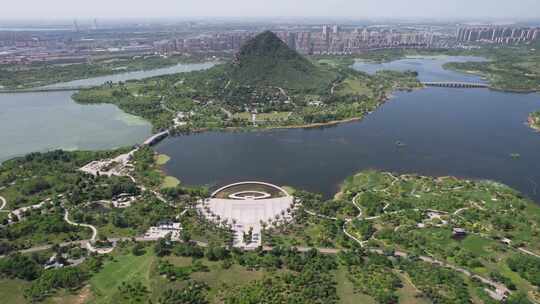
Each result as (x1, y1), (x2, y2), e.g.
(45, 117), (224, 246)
(233, 111), (291, 122)
(161, 176), (180, 188)
(334, 267), (376, 304)
(232, 112), (252, 120)
(395, 272), (431, 304)
(461, 235), (493, 256)
(155, 154), (171, 166)
(256, 112), (291, 121)
(0, 279), (30, 304)
(89, 251), (156, 304)
(0, 212), (8, 222)
(336, 77), (373, 97)
(164, 256), (266, 302)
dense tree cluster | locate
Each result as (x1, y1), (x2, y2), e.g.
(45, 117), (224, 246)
(24, 267), (87, 301)
(0, 253), (42, 280)
(507, 254), (540, 287)
(159, 281), (209, 304)
(397, 259), (470, 304)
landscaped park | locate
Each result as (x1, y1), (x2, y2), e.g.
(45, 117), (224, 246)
(0, 31), (540, 304)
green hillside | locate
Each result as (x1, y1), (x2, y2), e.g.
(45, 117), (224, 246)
(226, 31), (337, 90)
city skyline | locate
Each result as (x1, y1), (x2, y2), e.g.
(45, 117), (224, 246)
(1, 0), (540, 21)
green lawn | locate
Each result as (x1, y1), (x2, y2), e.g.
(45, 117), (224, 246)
(0, 279), (30, 304)
(395, 272), (431, 304)
(336, 77), (373, 97)
(0, 212), (8, 222)
(334, 266), (377, 304)
(232, 112), (252, 120)
(161, 176), (180, 189)
(164, 256), (266, 302)
(155, 154), (171, 166)
(256, 112), (291, 121)
(461, 235), (493, 256)
(89, 251), (156, 304)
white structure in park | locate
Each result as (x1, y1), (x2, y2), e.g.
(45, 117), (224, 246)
(200, 182), (295, 249)
(144, 221), (182, 240)
(80, 149), (136, 177)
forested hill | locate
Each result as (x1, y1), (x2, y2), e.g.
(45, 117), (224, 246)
(226, 31), (336, 90)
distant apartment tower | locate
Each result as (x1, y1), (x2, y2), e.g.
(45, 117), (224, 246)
(287, 32), (297, 50)
(456, 26), (540, 44)
(322, 25), (330, 41)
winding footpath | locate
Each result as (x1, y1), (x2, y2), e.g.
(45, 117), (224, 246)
(306, 181), (512, 300)
(63, 209), (98, 244)
(0, 195), (6, 211)
(1, 170), (539, 301)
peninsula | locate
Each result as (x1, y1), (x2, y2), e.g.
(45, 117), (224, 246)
(73, 31), (421, 132)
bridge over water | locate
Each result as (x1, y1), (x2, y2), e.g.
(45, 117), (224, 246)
(422, 82), (489, 88)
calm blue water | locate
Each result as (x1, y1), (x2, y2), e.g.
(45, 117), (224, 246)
(353, 56), (487, 83)
(0, 62), (214, 162)
(157, 57), (540, 202)
(44, 62), (215, 88)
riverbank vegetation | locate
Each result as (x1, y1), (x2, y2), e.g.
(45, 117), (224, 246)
(0, 53), (209, 89)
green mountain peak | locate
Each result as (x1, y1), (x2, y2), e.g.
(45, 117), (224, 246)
(227, 31), (335, 90)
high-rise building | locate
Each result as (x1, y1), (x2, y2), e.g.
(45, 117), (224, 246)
(456, 26), (539, 44)
(322, 25), (329, 37)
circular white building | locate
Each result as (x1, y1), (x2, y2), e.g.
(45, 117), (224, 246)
(200, 181), (294, 248)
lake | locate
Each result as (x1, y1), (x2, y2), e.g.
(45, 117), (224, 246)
(0, 62), (214, 162)
(43, 62), (216, 88)
(156, 56), (540, 202)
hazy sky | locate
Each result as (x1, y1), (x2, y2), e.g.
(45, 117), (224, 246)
(2, 0), (539, 20)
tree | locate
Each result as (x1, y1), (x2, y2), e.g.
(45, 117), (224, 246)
(159, 281), (208, 304)
(506, 292), (533, 304)
(180, 230), (191, 243)
(0, 253), (42, 280)
(24, 267), (88, 301)
(132, 243), (145, 256)
(154, 236), (172, 257)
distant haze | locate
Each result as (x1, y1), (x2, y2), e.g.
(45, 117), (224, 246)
(1, 0), (539, 20)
